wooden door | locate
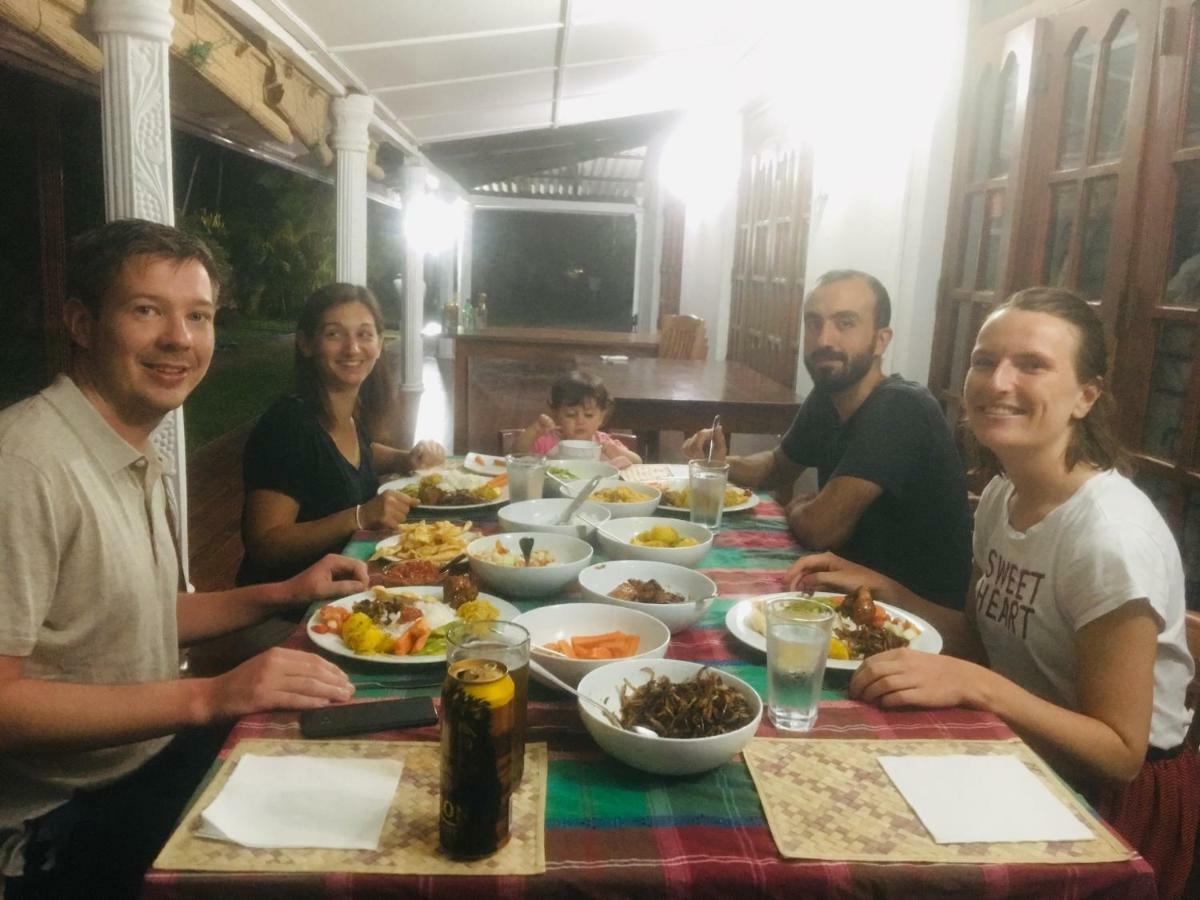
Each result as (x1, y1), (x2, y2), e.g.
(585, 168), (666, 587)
(1018, 2), (1157, 331)
(657, 194), (684, 323)
(726, 103), (812, 389)
(1122, 0), (1200, 605)
(930, 18), (1045, 422)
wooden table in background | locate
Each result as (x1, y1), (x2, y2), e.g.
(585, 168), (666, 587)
(452, 327), (659, 452)
(462, 356), (800, 457)
(577, 356), (800, 458)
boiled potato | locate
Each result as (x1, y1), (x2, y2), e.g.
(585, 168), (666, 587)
(650, 525), (679, 543)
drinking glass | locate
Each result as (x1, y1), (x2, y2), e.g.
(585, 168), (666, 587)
(505, 453), (547, 502)
(446, 620), (531, 786)
(765, 597), (836, 732)
(688, 459), (729, 529)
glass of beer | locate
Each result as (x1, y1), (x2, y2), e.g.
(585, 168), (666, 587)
(446, 620), (530, 786)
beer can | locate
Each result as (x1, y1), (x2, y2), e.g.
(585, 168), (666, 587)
(439, 658), (515, 858)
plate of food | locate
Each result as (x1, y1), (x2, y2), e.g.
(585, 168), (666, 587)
(656, 480), (758, 514)
(724, 588), (942, 670)
(308, 585), (520, 664)
(464, 452), (507, 476)
(378, 469), (508, 510)
(370, 519), (479, 564)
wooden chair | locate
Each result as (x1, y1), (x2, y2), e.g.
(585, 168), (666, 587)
(1186, 611), (1200, 749)
(497, 428), (642, 458)
(658, 314), (708, 360)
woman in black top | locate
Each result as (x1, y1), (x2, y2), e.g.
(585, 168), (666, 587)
(237, 284), (445, 585)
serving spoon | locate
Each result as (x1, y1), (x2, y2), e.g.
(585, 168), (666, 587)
(555, 475), (604, 525)
(528, 657), (658, 738)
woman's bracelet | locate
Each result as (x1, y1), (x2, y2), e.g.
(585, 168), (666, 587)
(354, 504), (363, 530)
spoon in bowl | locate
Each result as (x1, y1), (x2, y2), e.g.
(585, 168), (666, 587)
(555, 475), (603, 525)
(528, 657), (658, 738)
(518, 536), (535, 567)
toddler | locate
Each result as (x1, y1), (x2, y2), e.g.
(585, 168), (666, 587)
(513, 370), (642, 468)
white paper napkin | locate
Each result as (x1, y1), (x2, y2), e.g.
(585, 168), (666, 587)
(878, 755), (1094, 844)
(197, 755), (404, 849)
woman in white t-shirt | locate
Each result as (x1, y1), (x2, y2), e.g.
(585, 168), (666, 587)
(786, 287), (1198, 897)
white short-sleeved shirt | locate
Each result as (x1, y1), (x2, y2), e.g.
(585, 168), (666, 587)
(0, 376), (181, 873)
(973, 470), (1193, 749)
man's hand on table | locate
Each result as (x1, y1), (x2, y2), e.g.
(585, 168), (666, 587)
(280, 553), (369, 606)
(198, 646), (355, 721)
(849, 648), (992, 711)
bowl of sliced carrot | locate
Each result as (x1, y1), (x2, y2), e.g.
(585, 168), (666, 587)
(513, 602), (670, 687)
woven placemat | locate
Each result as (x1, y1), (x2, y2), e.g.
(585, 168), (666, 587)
(153, 739), (546, 875)
(743, 737), (1133, 865)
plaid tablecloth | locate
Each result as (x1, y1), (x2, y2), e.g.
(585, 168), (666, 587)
(145, 494), (1156, 898)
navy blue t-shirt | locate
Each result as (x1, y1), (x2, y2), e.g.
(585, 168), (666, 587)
(236, 395), (379, 585)
(780, 375), (972, 609)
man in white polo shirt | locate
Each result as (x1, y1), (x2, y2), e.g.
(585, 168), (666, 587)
(0, 220), (366, 898)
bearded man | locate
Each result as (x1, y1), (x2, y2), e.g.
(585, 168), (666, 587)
(682, 270), (971, 608)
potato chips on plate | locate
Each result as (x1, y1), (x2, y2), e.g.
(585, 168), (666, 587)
(370, 520), (477, 564)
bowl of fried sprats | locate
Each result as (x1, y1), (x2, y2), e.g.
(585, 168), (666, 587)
(576, 659), (762, 775)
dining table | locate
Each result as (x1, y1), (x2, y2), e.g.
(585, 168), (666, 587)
(144, 485), (1156, 898)
(452, 327), (661, 452)
(464, 356), (801, 457)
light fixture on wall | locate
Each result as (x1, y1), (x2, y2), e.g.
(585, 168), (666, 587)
(404, 190), (461, 256)
(659, 107), (740, 216)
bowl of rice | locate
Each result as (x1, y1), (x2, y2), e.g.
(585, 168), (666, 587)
(565, 477), (660, 519)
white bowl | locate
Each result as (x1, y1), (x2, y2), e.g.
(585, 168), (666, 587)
(499, 498), (613, 542)
(576, 659), (763, 775)
(578, 560), (718, 633)
(545, 460), (619, 496)
(466, 532), (593, 598)
(513, 602), (670, 687)
(595, 517), (714, 568)
(567, 477), (661, 519)
(557, 439), (602, 460)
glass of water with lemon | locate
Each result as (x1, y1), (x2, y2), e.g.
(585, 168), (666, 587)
(765, 597), (836, 731)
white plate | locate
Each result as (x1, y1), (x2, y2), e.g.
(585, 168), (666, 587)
(378, 472), (508, 511)
(464, 453), (507, 476)
(307, 586), (519, 665)
(654, 479), (759, 515)
(724, 596), (943, 670)
(372, 525), (479, 560)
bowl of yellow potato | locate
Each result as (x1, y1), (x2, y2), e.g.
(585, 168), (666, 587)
(566, 477), (661, 519)
(595, 516), (713, 568)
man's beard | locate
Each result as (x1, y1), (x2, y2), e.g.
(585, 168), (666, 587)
(804, 348), (875, 393)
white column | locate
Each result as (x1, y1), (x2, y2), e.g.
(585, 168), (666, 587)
(636, 141), (665, 334)
(457, 203), (474, 305)
(92, 0), (192, 583)
(331, 94), (374, 284)
(401, 163), (426, 391)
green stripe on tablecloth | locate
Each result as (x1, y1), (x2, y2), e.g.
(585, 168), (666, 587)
(545, 755), (763, 824)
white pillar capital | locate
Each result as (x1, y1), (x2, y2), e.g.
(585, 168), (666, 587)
(330, 94), (375, 153)
(91, 0), (173, 43)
